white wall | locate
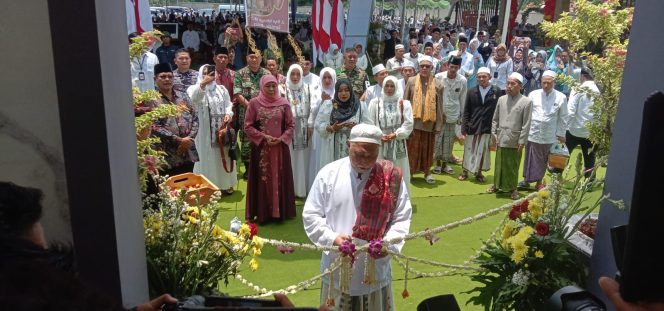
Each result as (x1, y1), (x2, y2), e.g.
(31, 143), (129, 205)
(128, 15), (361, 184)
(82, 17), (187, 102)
(0, 1), (72, 243)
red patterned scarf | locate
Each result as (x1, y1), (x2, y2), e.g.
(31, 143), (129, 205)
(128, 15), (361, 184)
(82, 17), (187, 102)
(352, 160), (403, 241)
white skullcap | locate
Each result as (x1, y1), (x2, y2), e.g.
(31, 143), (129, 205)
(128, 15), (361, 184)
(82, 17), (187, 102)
(477, 67), (491, 75)
(509, 72), (524, 84)
(395, 44), (405, 50)
(542, 70), (557, 78)
(372, 64), (387, 76)
(419, 55), (434, 64)
(401, 59), (415, 68)
(349, 124), (383, 145)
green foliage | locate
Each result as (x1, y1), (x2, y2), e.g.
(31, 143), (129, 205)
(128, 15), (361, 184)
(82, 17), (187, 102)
(540, 0), (632, 157)
(466, 155), (608, 310)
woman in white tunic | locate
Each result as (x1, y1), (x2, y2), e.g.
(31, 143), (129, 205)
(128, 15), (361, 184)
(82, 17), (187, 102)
(367, 76), (414, 185)
(285, 64), (313, 198)
(187, 65), (237, 193)
(308, 67), (336, 190)
(315, 79), (369, 170)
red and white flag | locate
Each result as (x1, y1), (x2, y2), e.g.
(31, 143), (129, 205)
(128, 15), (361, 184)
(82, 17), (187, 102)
(312, 0), (320, 66)
(330, 0), (345, 49)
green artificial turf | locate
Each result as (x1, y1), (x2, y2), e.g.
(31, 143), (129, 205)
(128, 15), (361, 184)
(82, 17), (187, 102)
(214, 145), (605, 310)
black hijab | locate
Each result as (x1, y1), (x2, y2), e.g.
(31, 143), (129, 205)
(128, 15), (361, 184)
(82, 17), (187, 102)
(330, 79), (360, 124)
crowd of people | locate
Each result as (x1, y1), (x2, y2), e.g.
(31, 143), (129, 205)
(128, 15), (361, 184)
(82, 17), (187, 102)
(129, 15), (600, 310)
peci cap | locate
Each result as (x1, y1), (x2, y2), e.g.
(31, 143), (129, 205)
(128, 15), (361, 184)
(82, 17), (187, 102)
(349, 124), (383, 145)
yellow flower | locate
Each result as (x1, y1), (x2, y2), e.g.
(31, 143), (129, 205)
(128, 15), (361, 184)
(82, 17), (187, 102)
(529, 205), (543, 221)
(253, 248), (262, 256)
(535, 250), (544, 258)
(511, 245), (527, 263)
(502, 222), (516, 241)
(238, 224), (251, 238)
(212, 225), (223, 238)
(185, 206), (200, 216)
(538, 190), (551, 200)
(252, 236), (264, 249)
(249, 258), (259, 271)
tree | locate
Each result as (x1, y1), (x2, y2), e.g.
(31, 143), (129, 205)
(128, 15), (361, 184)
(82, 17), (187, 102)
(541, 0), (633, 157)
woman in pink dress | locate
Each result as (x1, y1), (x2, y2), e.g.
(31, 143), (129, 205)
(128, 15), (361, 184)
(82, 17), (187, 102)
(244, 75), (296, 223)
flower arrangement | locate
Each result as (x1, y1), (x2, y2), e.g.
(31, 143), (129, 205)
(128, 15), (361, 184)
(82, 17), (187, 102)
(466, 155), (611, 310)
(143, 180), (262, 298)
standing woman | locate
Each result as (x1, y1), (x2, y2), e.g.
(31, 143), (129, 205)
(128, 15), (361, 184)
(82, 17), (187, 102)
(466, 38), (486, 89)
(187, 65), (237, 194)
(307, 67), (336, 189)
(366, 76), (414, 185)
(315, 79), (368, 169)
(487, 43), (513, 95)
(285, 64), (312, 198)
(525, 50), (547, 95)
(244, 75), (296, 223)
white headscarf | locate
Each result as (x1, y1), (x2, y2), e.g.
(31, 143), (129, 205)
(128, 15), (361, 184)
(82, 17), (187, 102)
(197, 64), (217, 94)
(286, 64), (304, 91)
(329, 43), (339, 56)
(381, 76), (400, 102)
(319, 67), (337, 98)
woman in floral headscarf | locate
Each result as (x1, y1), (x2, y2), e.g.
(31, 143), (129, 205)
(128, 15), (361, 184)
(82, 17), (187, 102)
(315, 79), (369, 170)
(244, 75), (296, 224)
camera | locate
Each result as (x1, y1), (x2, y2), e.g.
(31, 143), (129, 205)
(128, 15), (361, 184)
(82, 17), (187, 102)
(162, 295), (319, 311)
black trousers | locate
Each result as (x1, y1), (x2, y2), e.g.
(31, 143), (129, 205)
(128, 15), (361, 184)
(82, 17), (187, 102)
(565, 131), (596, 178)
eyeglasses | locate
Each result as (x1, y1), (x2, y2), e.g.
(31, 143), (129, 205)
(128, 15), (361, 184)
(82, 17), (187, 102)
(419, 64), (432, 69)
(157, 74), (174, 80)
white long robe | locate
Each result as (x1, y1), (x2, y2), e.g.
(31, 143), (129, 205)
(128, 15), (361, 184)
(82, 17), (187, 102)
(287, 85), (313, 198)
(366, 98), (414, 185)
(187, 83), (237, 190)
(303, 157), (412, 296)
(315, 100), (370, 171)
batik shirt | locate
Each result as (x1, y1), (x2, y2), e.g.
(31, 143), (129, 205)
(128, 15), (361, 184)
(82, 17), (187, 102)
(149, 89), (199, 167)
(172, 69), (198, 92)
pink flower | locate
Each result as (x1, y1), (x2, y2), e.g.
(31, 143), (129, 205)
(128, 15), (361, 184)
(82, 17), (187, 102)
(599, 8), (608, 17)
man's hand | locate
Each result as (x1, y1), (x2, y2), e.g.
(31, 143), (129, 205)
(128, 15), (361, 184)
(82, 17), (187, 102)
(327, 122), (341, 133)
(236, 95), (248, 107)
(177, 137), (194, 156)
(135, 294), (177, 311)
(333, 234), (351, 246)
(557, 136), (566, 144)
(517, 143), (525, 152)
(599, 277), (664, 311)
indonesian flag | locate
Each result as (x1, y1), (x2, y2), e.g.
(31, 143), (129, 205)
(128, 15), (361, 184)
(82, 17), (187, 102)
(312, 0), (320, 65)
(312, 0), (332, 65)
(330, 0), (344, 49)
(126, 0), (153, 34)
(320, 0), (332, 54)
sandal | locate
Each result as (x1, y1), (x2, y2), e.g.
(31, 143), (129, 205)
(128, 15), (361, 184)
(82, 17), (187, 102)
(476, 175), (486, 183)
(458, 174), (468, 181)
(223, 187), (234, 195)
(510, 190), (520, 200)
(425, 175), (436, 184)
(486, 185), (498, 193)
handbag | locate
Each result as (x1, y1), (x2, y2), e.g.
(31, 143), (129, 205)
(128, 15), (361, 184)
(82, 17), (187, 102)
(548, 143), (570, 173)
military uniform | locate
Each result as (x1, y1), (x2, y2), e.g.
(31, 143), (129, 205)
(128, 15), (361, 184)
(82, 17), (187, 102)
(336, 66), (369, 99)
(233, 66), (271, 166)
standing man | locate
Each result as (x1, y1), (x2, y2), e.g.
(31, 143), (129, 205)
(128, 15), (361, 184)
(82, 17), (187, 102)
(439, 34), (455, 58)
(459, 67), (500, 182)
(519, 70), (568, 190)
(182, 22), (201, 53)
(383, 29), (401, 62)
(301, 54), (321, 90)
(566, 68), (599, 182)
(386, 44), (406, 72)
(404, 39), (424, 73)
(303, 124), (412, 311)
(361, 64), (389, 105)
(155, 32), (179, 69)
(233, 51), (271, 179)
(448, 36), (475, 79)
(213, 46), (237, 133)
(476, 31), (494, 63)
(396, 60), (416, 96)
(404, 56), (445, 184)
(129, 32), (159, 92)
(337, 48), (369, 100)
(433, 56), (467, 175)
(172, 49), (198, 92)
(488, 72), (532, 200)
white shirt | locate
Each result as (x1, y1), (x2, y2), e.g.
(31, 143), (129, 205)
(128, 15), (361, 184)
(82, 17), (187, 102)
(303, 157), (412, 295)
(435, 71), (468, 123)
(356, 54), (368, 71)
(567, 80), (598, 138)
(386, 57), (405, 71)
(487, 57), (513, 90)
(363, 84), (382, 105)
(448, 50), (475, 78)
(303, 73), (322, 127)
(527, 89), (568, 144)
(439, 42), (454, 57)
(182, 30), (200, 51)
(404, 52), (424, 72)
(479, 85), (491, 102)
(130, 52), (160, 92)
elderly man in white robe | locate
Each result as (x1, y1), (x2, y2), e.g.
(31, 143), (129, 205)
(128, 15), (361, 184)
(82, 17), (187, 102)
(360, 64), (389, 105)
(303, 123), (412, 311)
(519, 70), (568, 191)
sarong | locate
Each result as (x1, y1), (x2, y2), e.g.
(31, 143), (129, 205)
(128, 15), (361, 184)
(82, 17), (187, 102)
(494, 147), (521, 191)
(407, 129), (435, 174)
(462, 134), (491, 174)
(434, 122), (457, 162)
(523, 141), (552, 183)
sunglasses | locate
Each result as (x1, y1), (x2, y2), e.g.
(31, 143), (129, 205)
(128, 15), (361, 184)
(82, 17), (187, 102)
(419, 64), (432, 69)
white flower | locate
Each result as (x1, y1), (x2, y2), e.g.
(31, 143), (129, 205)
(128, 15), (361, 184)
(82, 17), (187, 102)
(196, 260), (209, 267)
(511, 269), (532, 286)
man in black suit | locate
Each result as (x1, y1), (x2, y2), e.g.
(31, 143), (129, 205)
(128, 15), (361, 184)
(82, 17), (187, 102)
(459, 67), (501, 182)
(476, 31), (494, 63)
(383, 29), (401, 62)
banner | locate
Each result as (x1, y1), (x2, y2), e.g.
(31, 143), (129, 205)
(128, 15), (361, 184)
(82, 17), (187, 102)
(245, 0), (289, 33)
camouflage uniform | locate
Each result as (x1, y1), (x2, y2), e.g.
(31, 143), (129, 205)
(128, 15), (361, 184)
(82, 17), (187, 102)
(336, 66), (369, 99)
(233, 66), (270, 165)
